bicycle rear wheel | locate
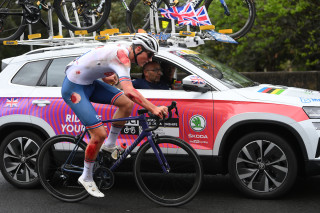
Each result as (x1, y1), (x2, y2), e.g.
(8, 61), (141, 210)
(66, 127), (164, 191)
(53, 0), (111, 32)
(204, 0), (256, 39)
(0, 1), (26, 42)
(37, 135), (89, 202)
(134, 137), (203, 206)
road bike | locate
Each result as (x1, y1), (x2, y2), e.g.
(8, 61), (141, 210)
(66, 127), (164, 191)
(125, 0), (256, 39)
(0, 0), (255, 43)
(37, 101), (203, 206)
(0, 0), (111, 42)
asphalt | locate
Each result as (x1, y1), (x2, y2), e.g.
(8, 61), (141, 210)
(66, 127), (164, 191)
(1, 172), (320, 213)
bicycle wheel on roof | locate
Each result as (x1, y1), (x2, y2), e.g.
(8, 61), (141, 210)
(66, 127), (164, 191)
(204, 0), (256, 39)
(0, 0), (26, 42)
(127, 0), (175, 33)
(53, 0), (111, 33)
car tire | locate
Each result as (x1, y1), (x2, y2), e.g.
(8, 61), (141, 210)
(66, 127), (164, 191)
(0, 131), (43, 188)
(228, 131), (298, 199)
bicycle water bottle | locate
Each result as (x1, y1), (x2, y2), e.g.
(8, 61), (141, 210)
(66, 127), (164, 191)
(111, 143), (128, 159)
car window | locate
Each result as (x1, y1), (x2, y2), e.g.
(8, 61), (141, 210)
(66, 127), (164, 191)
(130, 59), (190, 90)
(11, 60), (49, 86)
(42, 56), (76, 87)
(169, 50), (255, 88)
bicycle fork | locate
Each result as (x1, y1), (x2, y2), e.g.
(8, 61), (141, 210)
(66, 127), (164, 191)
(147, 135), (171, 173)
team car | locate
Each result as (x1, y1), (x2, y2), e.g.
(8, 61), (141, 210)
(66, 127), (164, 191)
(1, 40), (320, 199)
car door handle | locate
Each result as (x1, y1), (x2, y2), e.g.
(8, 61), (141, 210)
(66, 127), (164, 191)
(32, 100), (51, 107)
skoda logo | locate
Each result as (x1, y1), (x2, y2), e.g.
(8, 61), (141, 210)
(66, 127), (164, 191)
(189, 115), (206, 132)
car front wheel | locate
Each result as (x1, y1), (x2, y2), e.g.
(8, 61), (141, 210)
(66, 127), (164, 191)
(0, 131), (43, 188)
(228, 131), (298, 199)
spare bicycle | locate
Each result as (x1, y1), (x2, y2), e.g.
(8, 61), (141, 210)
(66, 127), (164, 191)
(126, 0), (256, 39)
(0, 0), (111, 42)
(37, 101), (203, 207)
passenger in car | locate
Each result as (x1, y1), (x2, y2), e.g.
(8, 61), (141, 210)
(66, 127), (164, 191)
(132, 61), (174, 90)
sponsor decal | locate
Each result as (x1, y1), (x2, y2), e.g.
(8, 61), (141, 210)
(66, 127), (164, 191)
(5, 98), (18, 107)
(189, 140), (208, 144)
(300, 97), (320, 103)
(121, 120), (140, 135)
(188, 134), (208, 139)
(61, 114), (85, 133)
(120, 118), (180, 136)
(189, 115), (206, 132)
(258, 87), (285, 95)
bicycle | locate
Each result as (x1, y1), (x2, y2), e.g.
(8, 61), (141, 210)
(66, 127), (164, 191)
(1, 0), (255, 43)
(0, 0), (111, 42)
(37, 101), (203, 206)
(125, 0), (256, 39)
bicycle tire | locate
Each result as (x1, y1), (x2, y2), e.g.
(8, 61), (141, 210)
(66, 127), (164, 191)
(53, 0), (111, 33)
(0, 3), (27, 42)
(126, 0), (172, 33)
(37, 135), (89, 202)
(204, 0), (256, 39)
(134, 137), (203, 206)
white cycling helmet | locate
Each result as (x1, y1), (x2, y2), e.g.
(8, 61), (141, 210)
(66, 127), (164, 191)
(132, 33), (159, 53)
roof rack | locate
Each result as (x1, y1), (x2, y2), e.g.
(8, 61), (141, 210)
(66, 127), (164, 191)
(3, 27), (237, 48)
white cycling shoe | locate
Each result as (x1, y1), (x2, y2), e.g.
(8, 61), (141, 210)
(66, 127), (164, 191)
(78, 176), (104, 198)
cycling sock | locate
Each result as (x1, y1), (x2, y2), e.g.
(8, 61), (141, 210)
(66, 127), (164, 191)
(81, 160), (95, 181)
(104, 124), (123, 148)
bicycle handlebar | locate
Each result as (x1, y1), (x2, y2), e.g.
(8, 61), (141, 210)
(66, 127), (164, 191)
(137, 101), (178, 132)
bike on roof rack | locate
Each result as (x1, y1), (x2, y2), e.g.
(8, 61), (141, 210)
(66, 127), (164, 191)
(0, 0), (255, 42)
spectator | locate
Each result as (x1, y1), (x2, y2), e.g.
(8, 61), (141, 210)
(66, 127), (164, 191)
(132, 62), (172, 90)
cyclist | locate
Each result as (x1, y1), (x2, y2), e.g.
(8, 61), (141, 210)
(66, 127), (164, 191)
(61, 34), (168, 198)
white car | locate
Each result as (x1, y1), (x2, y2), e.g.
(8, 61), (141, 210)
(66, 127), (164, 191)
(1, 41), (320, 199)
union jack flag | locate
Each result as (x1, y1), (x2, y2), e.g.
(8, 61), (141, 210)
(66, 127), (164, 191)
(195, 6), (212, 26)
(190, 76), (205, 85)
(5, 98), (18, 107)
(159, 3), (197, 22)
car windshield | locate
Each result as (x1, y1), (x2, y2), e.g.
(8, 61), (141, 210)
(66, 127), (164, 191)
(170, 50), (255, 88)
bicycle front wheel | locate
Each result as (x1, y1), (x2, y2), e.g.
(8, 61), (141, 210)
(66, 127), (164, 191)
(53, 0), (111, 32)
(0, 1), (26, 42)
(127, 0), (173, 33)
(204, 0), (256, 39)
(134, 137), (203, 206)
(37, 135), (89, 202)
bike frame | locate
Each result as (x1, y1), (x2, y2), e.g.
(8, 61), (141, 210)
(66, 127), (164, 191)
(62, 113), (170, 175)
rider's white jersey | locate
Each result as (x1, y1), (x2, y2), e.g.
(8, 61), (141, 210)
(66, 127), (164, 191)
(66, 43), (131, 85)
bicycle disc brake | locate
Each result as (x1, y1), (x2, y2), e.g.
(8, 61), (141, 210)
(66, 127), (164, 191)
(25, 5), (41, 24)
(94, 167), (114, 190)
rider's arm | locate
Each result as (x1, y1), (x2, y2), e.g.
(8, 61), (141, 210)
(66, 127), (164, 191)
(120, 80), (167, 118)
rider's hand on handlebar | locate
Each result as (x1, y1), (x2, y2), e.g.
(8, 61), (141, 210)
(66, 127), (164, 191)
(152, 106), (168, 119)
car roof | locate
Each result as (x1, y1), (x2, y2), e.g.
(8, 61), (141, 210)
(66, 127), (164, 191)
(4, 41), (189, 64)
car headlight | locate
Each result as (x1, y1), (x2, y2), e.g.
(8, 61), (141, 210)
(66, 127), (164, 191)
(303, 106), (320, 119)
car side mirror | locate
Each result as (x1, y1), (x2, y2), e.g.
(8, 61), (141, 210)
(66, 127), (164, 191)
(182, 75), (211, 93)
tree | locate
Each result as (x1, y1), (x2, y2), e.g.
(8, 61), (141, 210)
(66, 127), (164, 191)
(198, 0), (320, 72)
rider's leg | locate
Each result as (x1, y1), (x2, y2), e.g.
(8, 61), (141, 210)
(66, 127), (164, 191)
(82, 126), (108, 179)
(78, 126), (107, 197)
(103, 94), (134, 148)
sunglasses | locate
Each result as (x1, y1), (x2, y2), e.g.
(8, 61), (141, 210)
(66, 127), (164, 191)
(146, 68), (162, 73)
(146, 51), (154, 59)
